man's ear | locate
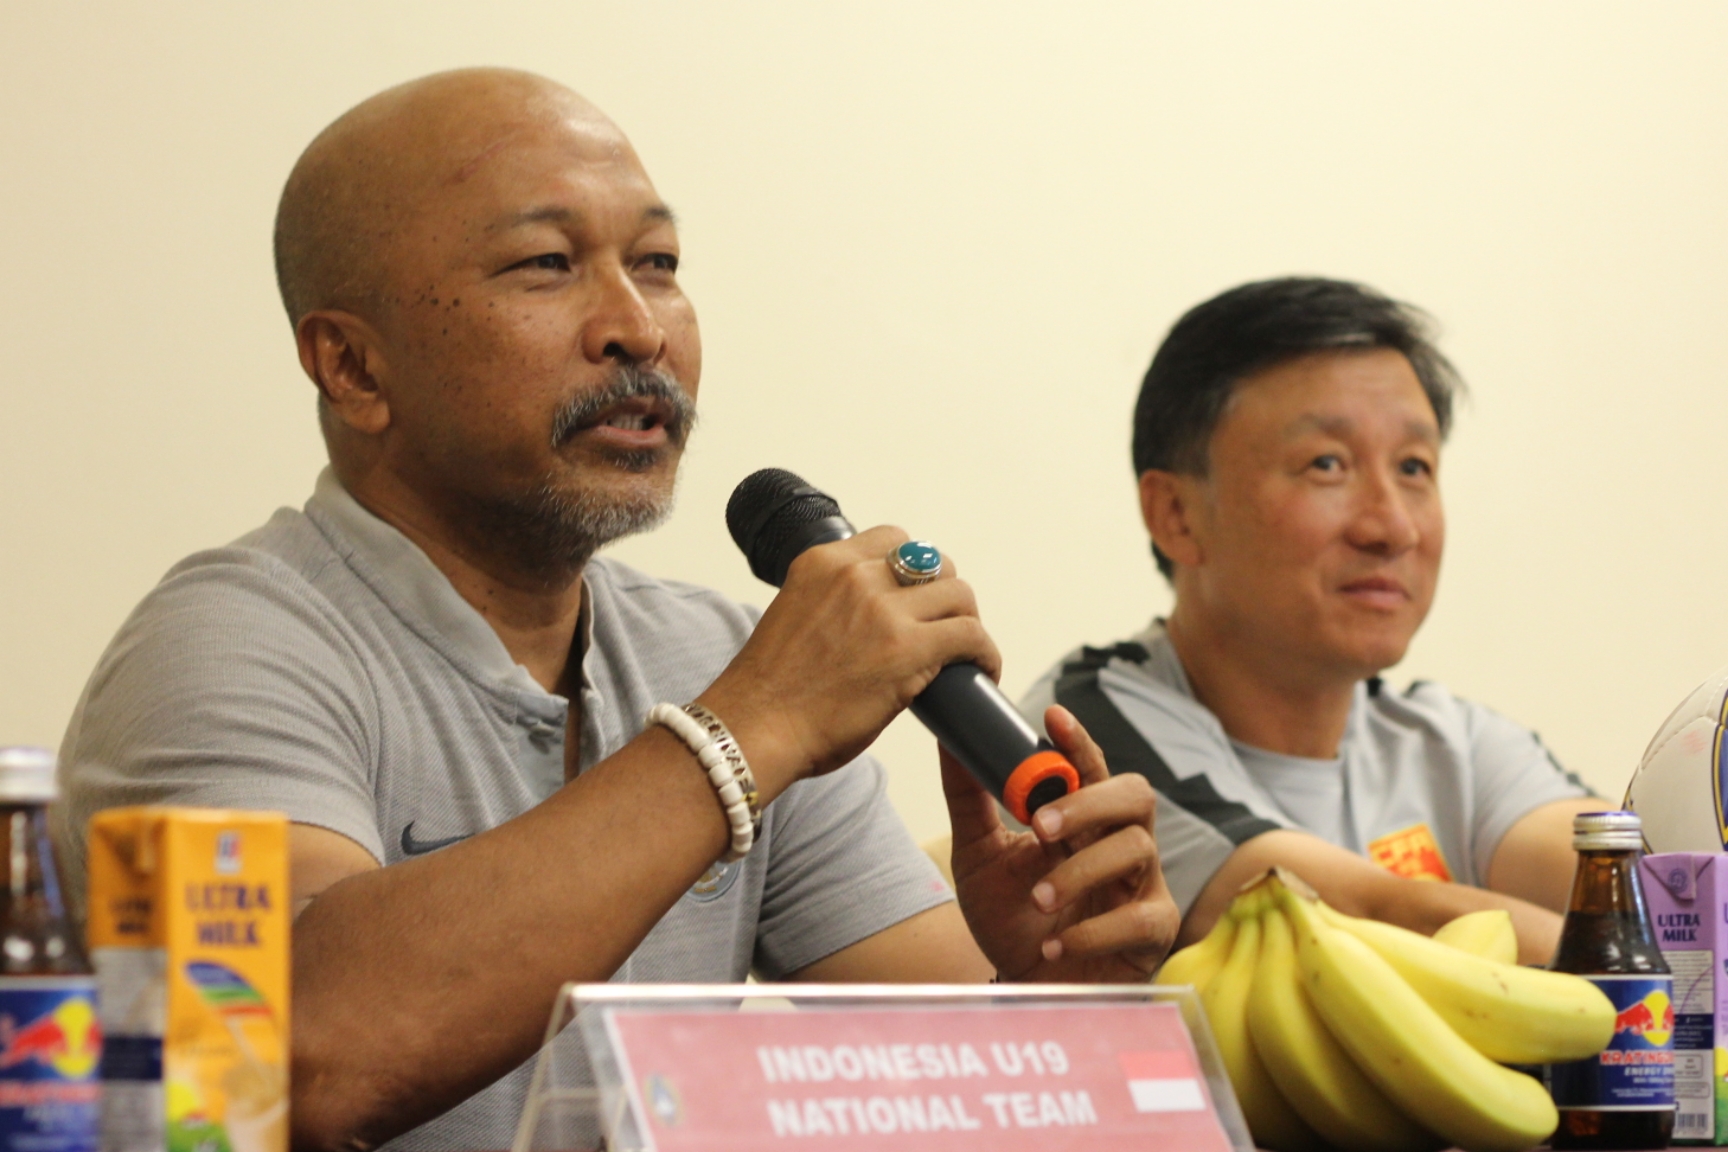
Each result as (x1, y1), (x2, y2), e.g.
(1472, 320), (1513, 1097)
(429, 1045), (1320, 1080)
(295, 310), (391, 436)
(1138, 469), (1207, 570)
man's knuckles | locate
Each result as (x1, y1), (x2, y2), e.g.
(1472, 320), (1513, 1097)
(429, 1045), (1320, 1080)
(933, 616), (999, 677)
(1042, 776), (1156, 839)
(1117, 775), (1158, 821)
(1065, 899), (1176, 961)
(841, 525), (911, 568)
(1112, 900), (1179, 959)
(1079, 775), (1158, 826)
(782, 541), (852, 584)
(1043, 826), (1157, 902)
(912, 577), (979, 619)
(781, 524), (903, 581)
(1113, 822), (1158, 865)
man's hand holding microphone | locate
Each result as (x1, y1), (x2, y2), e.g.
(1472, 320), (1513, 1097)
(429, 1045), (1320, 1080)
(699, 469), (1178, 981)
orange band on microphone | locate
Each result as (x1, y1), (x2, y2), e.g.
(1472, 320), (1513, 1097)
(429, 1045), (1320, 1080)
(1003, 750), (1081, 825)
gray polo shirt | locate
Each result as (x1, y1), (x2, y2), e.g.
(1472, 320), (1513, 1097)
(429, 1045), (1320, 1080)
(56, 469), (951, 1149)
(1018, 623), (1593, 915)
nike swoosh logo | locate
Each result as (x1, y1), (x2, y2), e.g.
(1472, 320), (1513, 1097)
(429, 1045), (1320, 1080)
(400, 822), (472, 856)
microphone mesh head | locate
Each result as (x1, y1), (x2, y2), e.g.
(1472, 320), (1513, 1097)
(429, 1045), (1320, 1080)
(726, 468), (847, 584)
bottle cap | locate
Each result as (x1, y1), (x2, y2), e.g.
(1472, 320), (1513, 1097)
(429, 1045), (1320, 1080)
(1572, 810), (1643, 851)
(0, 747), (59, 803)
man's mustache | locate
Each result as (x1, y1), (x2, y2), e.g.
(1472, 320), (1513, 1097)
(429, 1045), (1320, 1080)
(550, 366), (697, 448)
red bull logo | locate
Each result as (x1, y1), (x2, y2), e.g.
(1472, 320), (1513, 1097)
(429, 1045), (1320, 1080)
(0, 997), (102, 1079)
(1613, 988), (1674, 1048)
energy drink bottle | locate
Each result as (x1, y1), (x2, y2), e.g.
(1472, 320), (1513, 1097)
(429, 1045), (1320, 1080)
(0, 747), (99, 1152)
(1550, 810), (1675, 1149)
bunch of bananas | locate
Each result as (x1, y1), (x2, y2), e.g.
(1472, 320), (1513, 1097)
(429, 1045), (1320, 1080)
(1157, 871), (1616, 1152)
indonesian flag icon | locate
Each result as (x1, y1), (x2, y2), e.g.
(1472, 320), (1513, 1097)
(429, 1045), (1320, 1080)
(1118, 1049), (1208, 1113)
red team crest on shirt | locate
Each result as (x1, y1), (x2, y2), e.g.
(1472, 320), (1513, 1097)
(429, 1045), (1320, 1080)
(1367, 823), (1453, 882)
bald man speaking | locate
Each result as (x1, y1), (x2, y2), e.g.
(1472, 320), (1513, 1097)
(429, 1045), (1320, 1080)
(54, 69), (1177, 1149)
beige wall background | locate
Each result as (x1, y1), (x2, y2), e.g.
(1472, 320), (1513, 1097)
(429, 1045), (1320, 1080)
(3, 3), (1726, 847)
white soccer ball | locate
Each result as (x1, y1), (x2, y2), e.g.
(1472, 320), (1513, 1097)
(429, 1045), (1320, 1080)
(1624, 664), (1728, 853)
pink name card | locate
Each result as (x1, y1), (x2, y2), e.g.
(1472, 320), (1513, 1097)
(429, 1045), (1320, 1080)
(601, 1001), (1235, 1151)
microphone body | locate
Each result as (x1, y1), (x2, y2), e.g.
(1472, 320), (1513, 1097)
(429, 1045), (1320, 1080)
(726, 469), (1078, 824)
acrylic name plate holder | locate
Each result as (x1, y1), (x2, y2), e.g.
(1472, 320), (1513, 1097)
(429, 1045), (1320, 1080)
(512, 983), (1249, 1152)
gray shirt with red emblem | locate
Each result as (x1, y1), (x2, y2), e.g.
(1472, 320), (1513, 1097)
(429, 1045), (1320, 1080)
(1018, 623), (1594, 915)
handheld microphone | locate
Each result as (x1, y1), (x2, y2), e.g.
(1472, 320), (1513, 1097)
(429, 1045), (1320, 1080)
(725, 468), (1078, 824)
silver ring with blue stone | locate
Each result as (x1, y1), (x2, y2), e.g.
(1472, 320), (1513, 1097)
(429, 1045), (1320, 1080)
(888, 540), (944, 586)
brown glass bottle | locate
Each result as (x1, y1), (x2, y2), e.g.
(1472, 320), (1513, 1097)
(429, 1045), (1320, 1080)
(0, 747), (98, 1152)
(1549, 811), (1674, 1150)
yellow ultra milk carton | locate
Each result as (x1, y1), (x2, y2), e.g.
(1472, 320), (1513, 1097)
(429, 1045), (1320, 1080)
(86, 808), (289, 1152)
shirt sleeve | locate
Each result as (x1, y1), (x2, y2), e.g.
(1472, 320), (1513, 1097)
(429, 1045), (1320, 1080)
(57, 548), (386, 913)
(751, 754), (953, 979)
(1461, 698), (1598, 881)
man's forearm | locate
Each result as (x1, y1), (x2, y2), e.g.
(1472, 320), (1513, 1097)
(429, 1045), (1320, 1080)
(290, 725), (775, 1151)
(1183, 831), (1563, 965)
(1355, 879), (1563, 966)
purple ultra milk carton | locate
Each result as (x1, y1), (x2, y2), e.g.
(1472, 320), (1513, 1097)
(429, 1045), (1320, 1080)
(1642, 852), (1728, 1142)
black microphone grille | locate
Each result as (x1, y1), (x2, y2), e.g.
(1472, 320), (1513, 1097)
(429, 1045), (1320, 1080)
(726, 468), (851, 586)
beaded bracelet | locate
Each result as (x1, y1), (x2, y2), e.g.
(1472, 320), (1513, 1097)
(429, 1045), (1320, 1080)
(646, 702), (761, 862)
(681, 703), (762, 841)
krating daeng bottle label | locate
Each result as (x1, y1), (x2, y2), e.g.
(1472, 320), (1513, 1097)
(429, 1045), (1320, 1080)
(0, 978), (101, 1152)
(1550, 974), (1677, 1110)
